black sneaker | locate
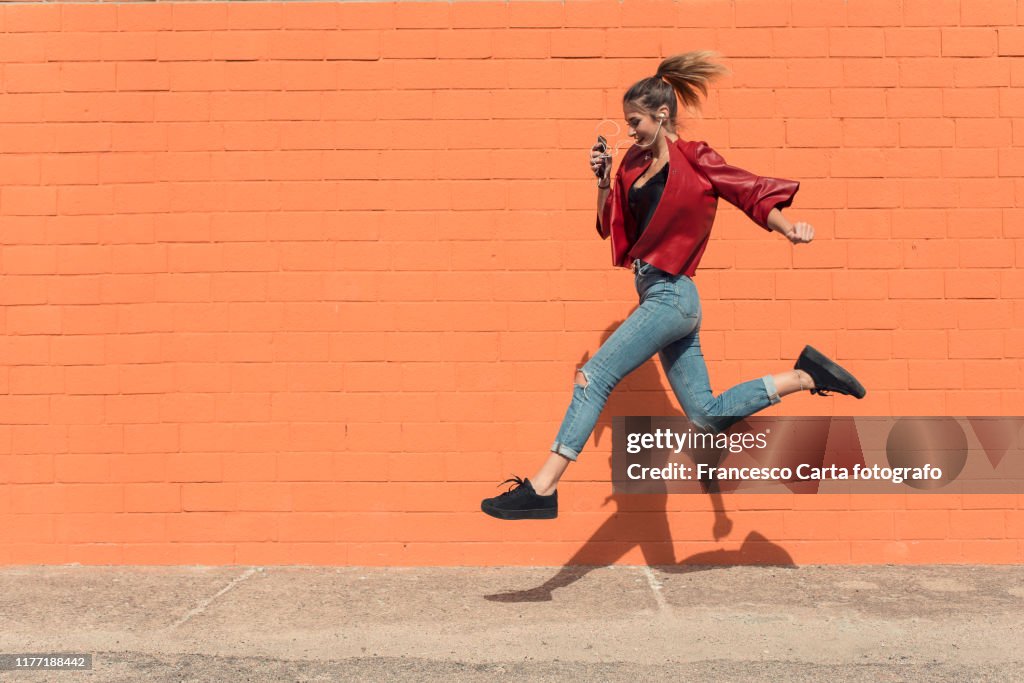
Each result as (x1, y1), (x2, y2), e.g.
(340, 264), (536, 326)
(795, 345), (867, 399)
(481, 476), (558, 520)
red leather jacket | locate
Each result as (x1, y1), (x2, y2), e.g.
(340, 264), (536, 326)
(597, 138), (800, 277)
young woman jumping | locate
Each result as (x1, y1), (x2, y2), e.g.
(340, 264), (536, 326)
(482, 51), (866, 520)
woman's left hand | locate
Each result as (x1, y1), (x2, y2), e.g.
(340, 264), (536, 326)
(784, 221), (814, 244)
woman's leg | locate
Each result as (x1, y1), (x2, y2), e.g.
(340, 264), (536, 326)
(659, 329), (810, 433)
(530, 452), (572, 497)
(531, 282), (701, 494)
(655, 273), (814, 432)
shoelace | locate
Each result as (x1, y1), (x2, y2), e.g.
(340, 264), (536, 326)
(496, 475), (528, 497)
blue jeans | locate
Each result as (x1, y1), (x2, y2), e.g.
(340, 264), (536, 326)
(550, 258), (782, 461)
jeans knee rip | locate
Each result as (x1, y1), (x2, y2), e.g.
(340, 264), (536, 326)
(575, 368), (590, 400)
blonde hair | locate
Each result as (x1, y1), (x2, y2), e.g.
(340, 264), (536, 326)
(624, 50), (730, 128)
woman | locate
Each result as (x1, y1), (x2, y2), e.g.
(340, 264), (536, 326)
(481, 51), (865, 521)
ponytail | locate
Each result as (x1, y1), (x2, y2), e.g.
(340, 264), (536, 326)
(624, 50), (729, 128)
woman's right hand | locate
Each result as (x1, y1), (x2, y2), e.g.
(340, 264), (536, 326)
(590, 143), (611, 184)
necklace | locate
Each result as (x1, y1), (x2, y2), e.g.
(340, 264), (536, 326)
(643, 135), (676, 162)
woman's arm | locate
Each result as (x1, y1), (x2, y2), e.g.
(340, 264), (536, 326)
(766, 207), (814, 244)
(687, 141), (801, 233)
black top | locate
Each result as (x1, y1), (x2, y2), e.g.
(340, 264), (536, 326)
(628, 162), (668, 240)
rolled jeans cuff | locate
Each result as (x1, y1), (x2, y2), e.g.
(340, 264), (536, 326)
(550, 441), (580, 462)
(762, 374), (781, 405)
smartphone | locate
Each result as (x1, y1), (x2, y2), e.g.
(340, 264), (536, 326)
(594, 135), (610, 179)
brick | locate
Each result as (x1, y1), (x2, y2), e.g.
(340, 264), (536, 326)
(886, 88), (943, 117)
(903, 179), (958, 208)
(955, 58), (1011, 87)
(717, 28), (774, 58)
(853, 120), (903, 150)
(884, 28), (941, 56)
(832, 270), (888, 299)
(894, 510), (950, 539)
(909, 361), (963, 389)
(735, 0), (790, 27)
(888, 270), (945, 298)
(550, 28), (604, 58)
(791, 0), (847, 27)
(960, 0), (1017, 27)
(452, 2), (508, 29)
(888, 205), (942, 237)
(999, 27), (1024, 55)
(829, 28), (885, 56)
(839, 510), (894, 540)
(837, 330), (892, 359)
(846, 300), (900, 329)
(898, 303), (956, 334)
(847, 239), (902, 269)
(963, 360), (1020, 389)
(941, 148), (998, 178)
(393, 1), (450, 30)
(899, 57), (954, 87)
(950, 509), (1006, 538)
(945, 270), (1001, 298)
(892, 330), (947, 359)
(831, 88), (886, 117)
(960, 540), (1018, 563)
(948, 329), (1004, 359)
(960, 239), (1015, 268)
(903, 0), (960, 27)
(508, 1), (563, 28)
(905, 240), (958, 270)
(775, 270), (833, 300)
(942, 28), (998, 56)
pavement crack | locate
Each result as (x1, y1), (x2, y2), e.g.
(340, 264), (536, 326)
(641, 566), (671, 615)
(166, 567), (264, 632)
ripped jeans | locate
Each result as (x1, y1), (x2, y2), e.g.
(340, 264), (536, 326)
(550, 258), (782, 462)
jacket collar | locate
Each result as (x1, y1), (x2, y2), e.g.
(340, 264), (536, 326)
(619, 137), (690, 246)
(623, 135), (684, 173)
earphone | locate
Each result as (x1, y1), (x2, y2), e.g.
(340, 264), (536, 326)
(636, 114), (667, 148)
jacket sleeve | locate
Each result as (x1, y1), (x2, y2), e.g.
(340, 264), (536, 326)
(595, 167), (621, 240)
(691, 141), (800, 232)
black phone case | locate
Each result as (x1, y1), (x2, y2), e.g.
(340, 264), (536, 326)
(594, 135), (609, 178)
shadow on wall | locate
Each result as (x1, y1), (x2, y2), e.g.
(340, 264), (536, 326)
(485, 320), (794, 603)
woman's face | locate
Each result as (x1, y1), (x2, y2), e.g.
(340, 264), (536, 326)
(624, 105), (667, 147)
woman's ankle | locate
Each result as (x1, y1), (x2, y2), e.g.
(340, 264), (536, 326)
(531, 479), (557, 496)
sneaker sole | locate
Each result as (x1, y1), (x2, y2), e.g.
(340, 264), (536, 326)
(481, 501), (557, 520)
(799, 345), (867, 399)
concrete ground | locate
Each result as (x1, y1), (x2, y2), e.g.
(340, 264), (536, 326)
(0, 564), (1022, 682)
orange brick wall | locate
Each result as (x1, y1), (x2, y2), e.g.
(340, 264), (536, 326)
(1, 1), (1022, 566)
